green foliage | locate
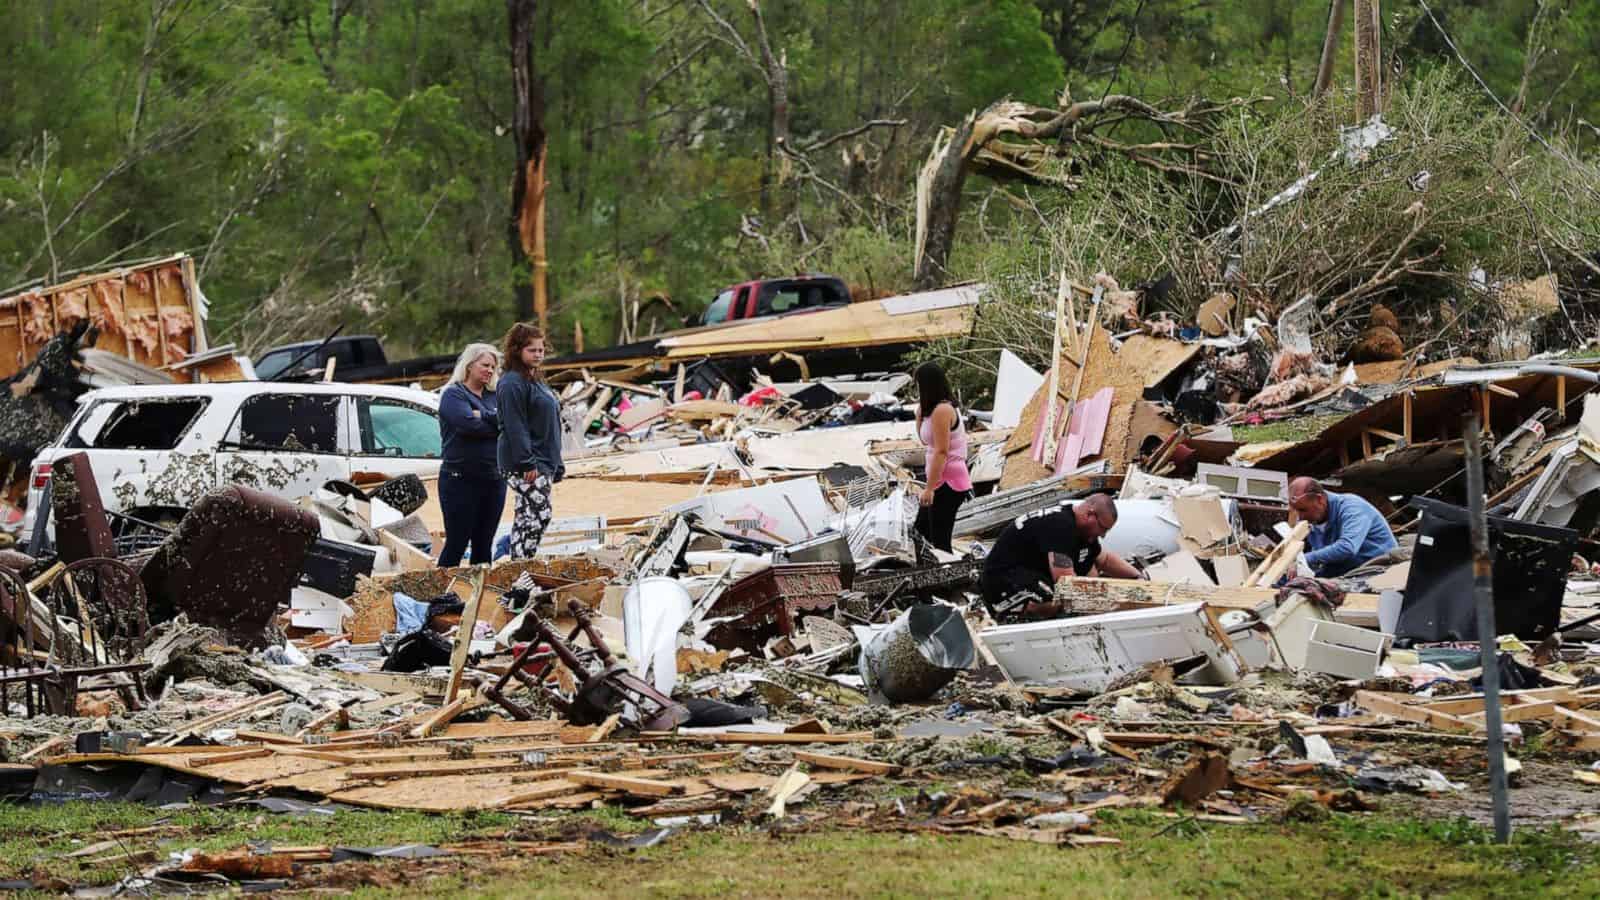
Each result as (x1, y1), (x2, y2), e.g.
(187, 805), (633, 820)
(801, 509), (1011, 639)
(3, 1), (1600, 364)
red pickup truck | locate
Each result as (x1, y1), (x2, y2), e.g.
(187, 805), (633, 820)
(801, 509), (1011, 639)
(697, 274), (851, 326)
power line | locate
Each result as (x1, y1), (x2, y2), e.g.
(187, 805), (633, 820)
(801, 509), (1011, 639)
(1414, 0), (1600, 201)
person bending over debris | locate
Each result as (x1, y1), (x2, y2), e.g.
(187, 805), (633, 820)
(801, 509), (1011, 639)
(980, 493), (1143, 622)
(497, 323), (565, 559)
(913, 361), (972, 552)
(436, 342), (506, 567)
(1287, 477), (1396, 578)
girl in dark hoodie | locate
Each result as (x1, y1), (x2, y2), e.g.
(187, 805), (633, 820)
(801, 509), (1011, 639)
(496, 323), (565, 558)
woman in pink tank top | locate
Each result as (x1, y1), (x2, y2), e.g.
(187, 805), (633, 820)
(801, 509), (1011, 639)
(914, 361), (973, 551)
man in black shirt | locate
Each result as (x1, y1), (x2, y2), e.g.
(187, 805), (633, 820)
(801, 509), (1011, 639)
(980, 493), (1142, 621)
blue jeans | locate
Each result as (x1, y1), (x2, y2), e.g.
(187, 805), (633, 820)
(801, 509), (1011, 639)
(437, 469), (507, 566)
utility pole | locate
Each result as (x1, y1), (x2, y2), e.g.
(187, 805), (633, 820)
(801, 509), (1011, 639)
(1353, 0), (1382, 118)
(1465, 409), (1512, 843)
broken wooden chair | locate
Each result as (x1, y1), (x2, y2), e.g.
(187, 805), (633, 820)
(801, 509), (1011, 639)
(484, 598), (690, 731)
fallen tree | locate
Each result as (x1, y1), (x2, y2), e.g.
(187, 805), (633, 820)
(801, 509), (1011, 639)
(913, 89), (1238, 291)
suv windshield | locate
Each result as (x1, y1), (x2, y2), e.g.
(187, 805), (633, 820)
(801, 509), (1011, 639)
(67, 398), (208, 450)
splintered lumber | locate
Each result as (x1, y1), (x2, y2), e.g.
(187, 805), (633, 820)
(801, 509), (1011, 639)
(570, 769), (683, 797)
(409, 697), (470, 739)
(445, 569), (488, 703)
(1354, 691), (1478, 732)
(19, 735), (69, 761)
(1554, 706), (1600, 733)
(766, 765), (811, 818)
(158, 691), (289, 745)
(1242, 521), (1309, 587)
(627, 795), (735, 817)
(792, 751), (900, 775)
(642, 730), (878, 745)
(188, 747), (273, 767)
(1054, 576), (1380, 619)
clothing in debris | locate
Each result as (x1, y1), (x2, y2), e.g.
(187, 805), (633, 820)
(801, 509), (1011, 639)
(980, 502), (1099, 620)
(1275, 576), (1345, 610)
(495, 370), (566, 483)
(507, 471), (555, 559)
(1303, 491), (1397, 578)
(437, 382), (506, 566)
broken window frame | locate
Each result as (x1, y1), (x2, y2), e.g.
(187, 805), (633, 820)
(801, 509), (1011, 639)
(351, 396), (441, 459)
(219, 392), (346, 455)
(64, 397), (210, 451)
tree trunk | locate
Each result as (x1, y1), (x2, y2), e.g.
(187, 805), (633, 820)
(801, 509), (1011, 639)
(1353, 0), (1381, 118)
(748, 0), (788, 218)
(913, 115), (976, 292)
(508, 0), (548, 326)
(1312, 0), (1344, 100)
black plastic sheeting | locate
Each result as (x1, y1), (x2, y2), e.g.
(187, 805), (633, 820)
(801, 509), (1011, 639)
(1396, 497), (1578, 643)
(31, 763), (229, 806)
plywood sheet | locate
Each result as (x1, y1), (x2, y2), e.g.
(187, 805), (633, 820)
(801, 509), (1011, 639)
(658, 292), (975, 358)
(1002, 333), (1200, 487)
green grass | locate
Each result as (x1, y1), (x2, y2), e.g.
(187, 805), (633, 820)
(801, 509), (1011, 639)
(1233, 412), (1344, 445)
(7, 802), (1600, 897)
(0, 802), (517, 889)
(339, 811), (1600, 899)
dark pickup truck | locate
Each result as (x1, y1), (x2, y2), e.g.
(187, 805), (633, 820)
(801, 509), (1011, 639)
(254, 335), (455, 385)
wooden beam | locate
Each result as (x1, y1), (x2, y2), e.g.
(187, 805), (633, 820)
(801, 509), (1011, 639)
(1354, 690), (1477, 732)
(1486, 383), (1518, 399)
(1053, 575), (1380, 617)
(1242, 520), (1309, 588)
(638, 730), (878, 745)
(1558, 375), (1568, 423)
(793, 750), (901, 776)
(408, 696), (469, 739)
(569, 769), (683, 798)
(445, 569), (488, 704)
(1402, 389), (1413, 443)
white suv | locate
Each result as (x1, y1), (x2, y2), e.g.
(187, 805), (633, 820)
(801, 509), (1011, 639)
(21, 382), (444, 536)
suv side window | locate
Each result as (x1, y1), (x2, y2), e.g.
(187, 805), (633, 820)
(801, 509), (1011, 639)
(230, 393), (342, 453)
(356, 397), (441, 458)
(67, 398), (208, 450)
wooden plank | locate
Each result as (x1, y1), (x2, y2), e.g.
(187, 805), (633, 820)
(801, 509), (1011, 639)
(640, 730), (878, 745)
(189, 747), (272, 768)
(1354, 691), (1477, 732)
(1459, 699), (1561, 724)
(379, 530), (436, 571)
(409, 697), (469, 739)
(1554, 706), (1600, 732)
(792, 750), (901, 775)
(569, 769), (683, 797)
(445, 569), (488, 704)
(1420, 687), (1578, 715)
(1242, 521), (1309, 588)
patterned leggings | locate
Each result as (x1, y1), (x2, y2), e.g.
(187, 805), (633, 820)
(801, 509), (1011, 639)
(507, 472), (554, 559)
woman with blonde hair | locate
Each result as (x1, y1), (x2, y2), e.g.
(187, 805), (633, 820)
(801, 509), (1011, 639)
(496, 323), (564, 558)
(436, 342), (505, 566)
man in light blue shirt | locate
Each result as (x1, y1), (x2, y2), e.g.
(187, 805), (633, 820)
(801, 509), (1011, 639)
(1288, 477), (1397, 578)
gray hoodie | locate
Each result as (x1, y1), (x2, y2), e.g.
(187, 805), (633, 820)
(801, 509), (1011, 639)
(495, 370), (565, 481)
